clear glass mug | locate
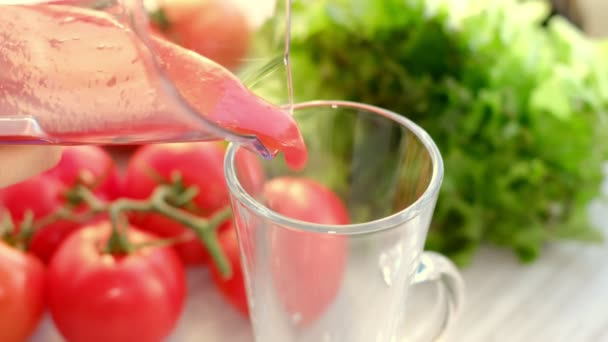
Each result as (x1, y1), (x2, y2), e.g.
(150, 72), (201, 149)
(224, 100), (465, 342)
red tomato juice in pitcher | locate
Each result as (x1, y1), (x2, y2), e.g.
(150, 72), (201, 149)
(0, 3), (308, 170)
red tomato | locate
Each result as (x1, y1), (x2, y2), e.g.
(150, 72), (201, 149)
(148, 21), (169, 40)
(31, 146), (122, 262)
(47, 221), (186, 342)
(264, 177), (351, 226)
(210, 223), (249, 317)
(44, 146), (123, 200)
(0, 241), (45, 342)
(0, 175), (77, 263)
(211, 177), (349, 326)
(265, 177), (349, 327)
(154, 0), (251, 70)
(124, 142), (230, 265)
(0, 146), (121, 264)
(0, 175), (65, 221)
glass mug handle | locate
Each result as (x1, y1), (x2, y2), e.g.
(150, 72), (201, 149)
(408, 251), (465, 341)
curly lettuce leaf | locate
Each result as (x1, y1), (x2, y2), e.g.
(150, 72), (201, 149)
(253, 0), (608, 265)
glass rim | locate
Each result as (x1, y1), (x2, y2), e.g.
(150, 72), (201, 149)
(223, 100), (444, 235)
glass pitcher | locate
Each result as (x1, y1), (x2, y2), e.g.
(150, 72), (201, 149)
(0, 0), (294, 158)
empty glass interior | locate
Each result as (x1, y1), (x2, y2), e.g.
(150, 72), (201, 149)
(232, 101), (437, 226)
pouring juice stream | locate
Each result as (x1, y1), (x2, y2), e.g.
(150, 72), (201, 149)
(0, 2), (307, 170)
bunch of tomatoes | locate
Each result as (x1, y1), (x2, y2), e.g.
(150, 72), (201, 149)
(0, 142), (351, 342)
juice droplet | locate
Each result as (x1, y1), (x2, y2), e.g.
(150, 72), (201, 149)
(282, 144), (307, 171)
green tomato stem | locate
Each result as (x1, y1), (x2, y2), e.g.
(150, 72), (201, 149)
(148, 8), (171, 31)
(0, 213), (23, 250)
(16, 181), (234, 278)
(0, 212), (15, 239)
(101, 186), (233, 277)
(148, 187), (233, 278)
(106, 208), (134, 255)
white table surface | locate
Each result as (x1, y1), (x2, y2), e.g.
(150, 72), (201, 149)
(31, 176), (608, 342)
